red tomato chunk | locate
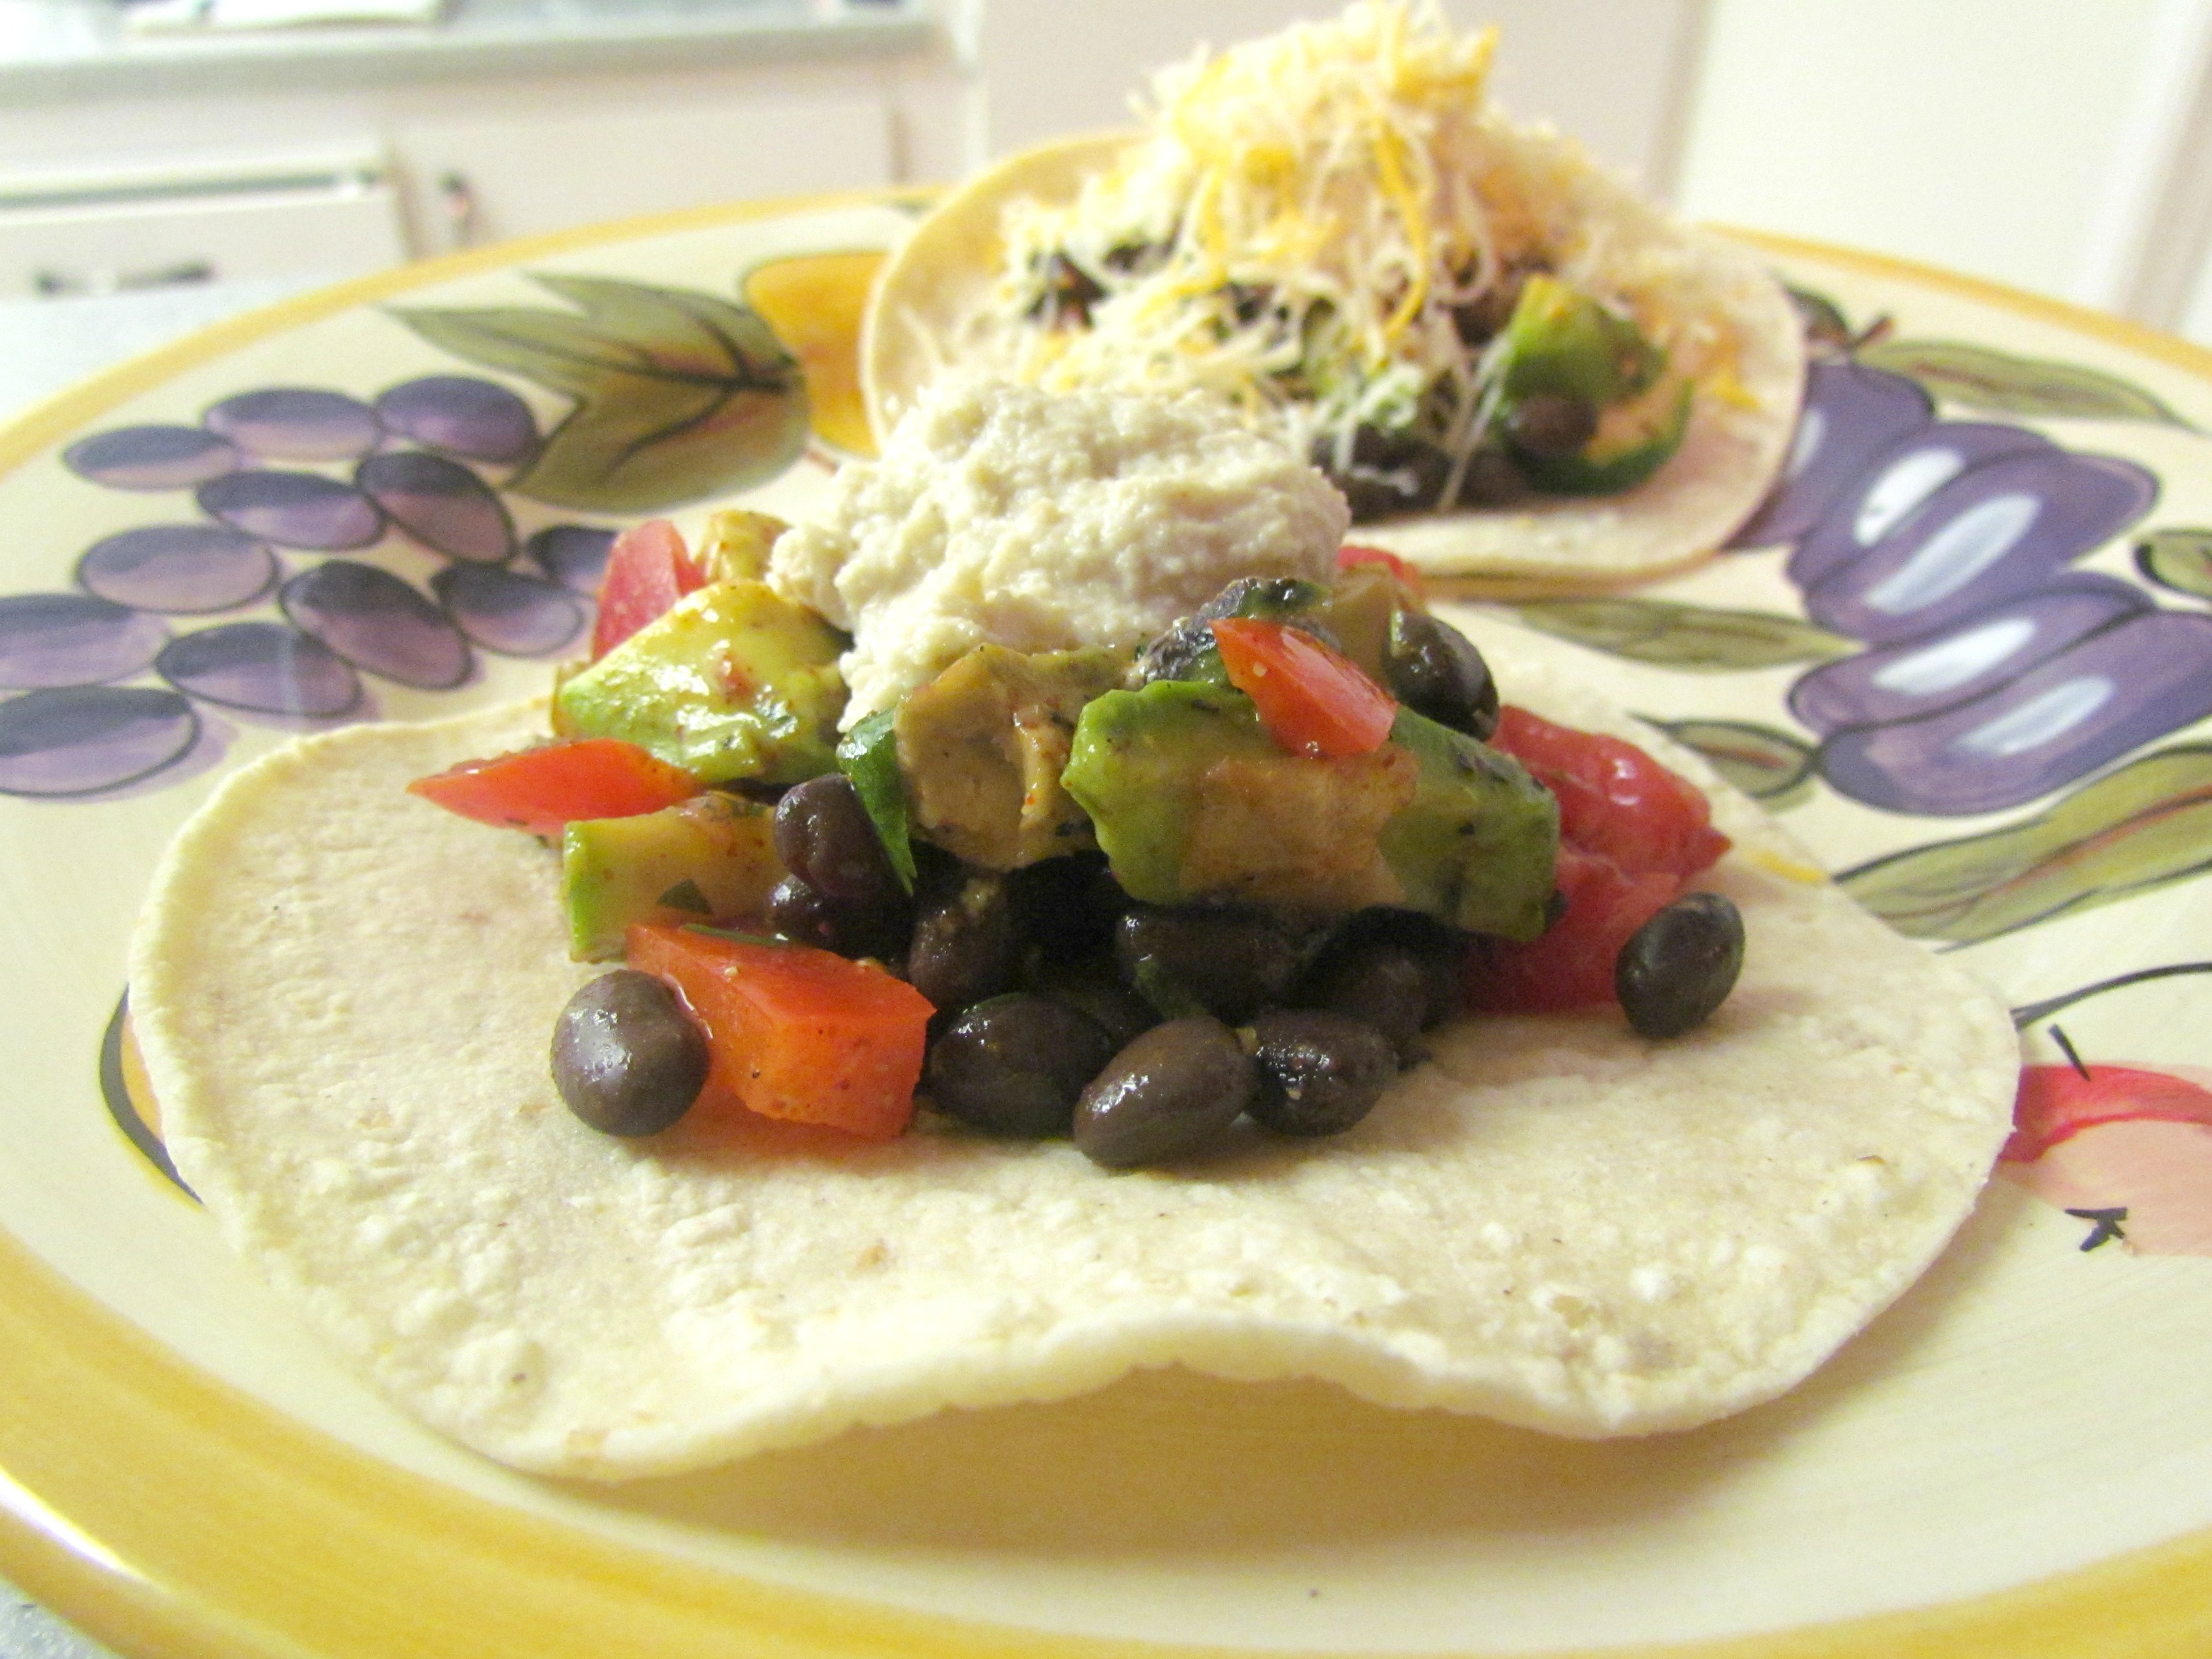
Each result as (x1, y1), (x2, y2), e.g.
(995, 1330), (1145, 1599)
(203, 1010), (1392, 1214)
(1211, 616), (1398, 758)
(1469, 706), (1730, 1013)
(1489, 705), (1728, 878)
(591, 518), (706, 659)
(627, 924), (933, 1140)
(407, 739), (699, 837)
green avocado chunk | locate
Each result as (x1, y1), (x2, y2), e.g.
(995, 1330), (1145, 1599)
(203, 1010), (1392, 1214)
(1061, 681), (1557, 932)
(1515, 372), (1694, 496)
(554, 581), (845, 786)
(895, 644), (1130, 869)
(1380, 709), (1557, 941)
(560, 793), (785, 961)
(1499, 273), (1665, 406)
(1494, 273), (1687, 496)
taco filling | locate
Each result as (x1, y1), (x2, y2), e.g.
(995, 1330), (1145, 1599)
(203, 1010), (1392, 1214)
(129, 381), (2016, 1480)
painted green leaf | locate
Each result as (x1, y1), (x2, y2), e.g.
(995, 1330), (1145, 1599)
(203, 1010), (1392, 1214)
(1786, 284), (1855, 354)
(2136, 528), (2212, 601)
(1858, 338), (2195, 429)
(392, 274), (809, 512)
(1651, 718), (1816, 805)
(1509, 599), (1855, 670)
(1837, 744), (2212, 944)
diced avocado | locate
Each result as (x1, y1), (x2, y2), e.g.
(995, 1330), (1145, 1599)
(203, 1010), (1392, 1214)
(1515, 372), (1694, 496)
(561, 793), (784, 961)
(895, 644), (1129, 868)
(1499, 274), (1665, 407)
(1381, 709), (1556, 940)
(693, 509), (788, 583)
(1061, 679), (1419, 912)
(1308, 562), (1406, 681)
(1063, 682), (1558, 933)
(555, 581), (845, 786)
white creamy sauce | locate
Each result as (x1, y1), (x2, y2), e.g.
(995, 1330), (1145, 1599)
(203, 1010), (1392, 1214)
(767, 377), (1350, 723)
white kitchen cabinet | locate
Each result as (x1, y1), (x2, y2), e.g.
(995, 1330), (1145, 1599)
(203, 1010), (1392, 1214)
(384, 64), (901, 255)
(0, 0), (943, 289)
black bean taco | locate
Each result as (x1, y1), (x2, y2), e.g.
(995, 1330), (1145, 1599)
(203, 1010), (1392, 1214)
(127, 595), (2017, 1479)
(863, 4), (1806, 587)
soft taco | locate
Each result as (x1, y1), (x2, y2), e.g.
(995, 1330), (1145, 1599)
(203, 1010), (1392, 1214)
(862, 4), (1807, 587)
(129, 618), (2017, 1480)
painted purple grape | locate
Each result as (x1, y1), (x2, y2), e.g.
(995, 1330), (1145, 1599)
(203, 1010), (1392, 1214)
(1728, 362), (1933, 549)
(432, 564), (586, 656)
(62, 426), (240, 491)
(355, 451), (516, 564)
(281, 561), (470, 689)
(1790, 573), (2153, 734)
(1817, 610), (2212, 815)
(1788, 421), (2056, 592)
(527, 524), (617, 593)
(1802, 448), (2157, 646)
(202, 388), (380, 462)
(76, 525), (279, 614)
(374, 376), (537, 465)
(0, 686), (199, 797)
(197, 470), (384, 552)
(0, 595), (168, 690)
(156, 622), (361, 718)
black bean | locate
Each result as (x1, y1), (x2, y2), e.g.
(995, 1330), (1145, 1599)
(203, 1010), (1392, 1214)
(907, 870), (1019, 1011)
(1450, 278), (1523, 347)
(1384, 609), (1499, 739)
(1073, 1018), (1257, 1168)
(1314, 424), (1453, 522)
(1505, 391), (1600, 460)
(773, 774), (903, 907)
(1023, 958), (1160, 1049)
(1196, 575), (1334, 625)
(1006, 850), (1128, 957)
(1303, 939), (1435, 1063)
(1025, 251), (1106, 328)
(1455, 446), (1529, 507)
(1135, 616), (1226, 685)
(1245, 1010), (1398, 1136)
(550, 970), (708, 1136)
(1615, 891), (1745, 1038)
(767, 873), (911, 960)
(1116, 904), (1304, 1022)
(926, 994), (1118, 1138)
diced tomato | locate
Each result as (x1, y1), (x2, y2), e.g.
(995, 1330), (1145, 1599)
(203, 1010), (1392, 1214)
(407, 739), (699, 837)
(1210, 617), (1399, 758)
(590, 519), (706, 658)
(626, 924), (933, 1139)
(1467, 844), (1677, 1012)
(1489, 704), (1728, 878)
(1469, 706), (1730, 1014)
(1337, 542), (1424, 597)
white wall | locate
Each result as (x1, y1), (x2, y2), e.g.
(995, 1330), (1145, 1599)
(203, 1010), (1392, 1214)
(1672, 0), (2212, 340)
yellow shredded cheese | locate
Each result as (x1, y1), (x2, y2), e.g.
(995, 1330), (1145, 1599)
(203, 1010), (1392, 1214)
(977, 1), (1749, 489)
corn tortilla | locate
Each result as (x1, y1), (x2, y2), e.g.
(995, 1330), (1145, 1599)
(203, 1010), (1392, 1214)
(128, 634), (2016, 1480)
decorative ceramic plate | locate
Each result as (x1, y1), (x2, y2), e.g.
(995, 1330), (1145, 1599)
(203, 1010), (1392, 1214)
(0, 189), (2208, 1659)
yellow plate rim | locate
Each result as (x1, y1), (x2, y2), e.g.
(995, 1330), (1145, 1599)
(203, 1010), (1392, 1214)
(1, 192), (2209, 1658)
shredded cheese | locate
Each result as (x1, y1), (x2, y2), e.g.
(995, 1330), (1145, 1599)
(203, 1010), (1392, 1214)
(972, 1), (1747, 493)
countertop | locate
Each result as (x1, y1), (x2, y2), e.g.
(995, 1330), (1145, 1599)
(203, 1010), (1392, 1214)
(0, 0), (932, 99)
